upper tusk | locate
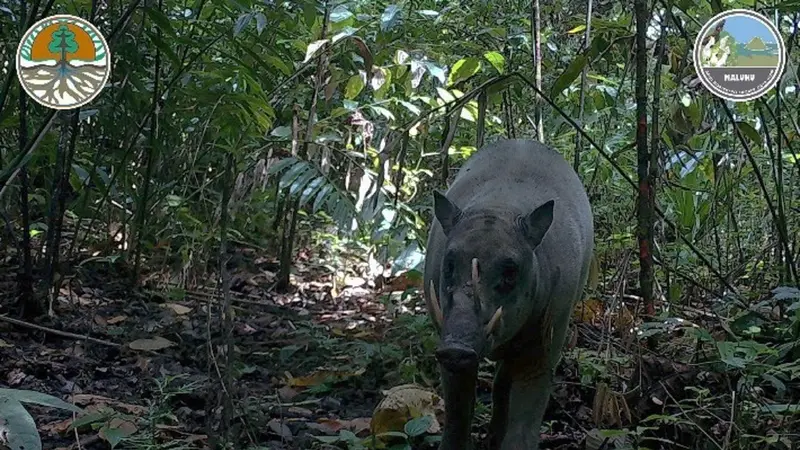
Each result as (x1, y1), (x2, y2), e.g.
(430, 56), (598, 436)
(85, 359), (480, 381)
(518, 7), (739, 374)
(485, 306), (503, 335)
(471, 258), (479, 284)
(429, 280), (444, 327)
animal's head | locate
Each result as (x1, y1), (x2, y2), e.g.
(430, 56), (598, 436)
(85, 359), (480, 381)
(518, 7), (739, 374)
(429, 190), (555, 371)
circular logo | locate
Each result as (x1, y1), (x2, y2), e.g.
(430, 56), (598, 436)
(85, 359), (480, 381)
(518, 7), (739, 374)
(16, 15), (111, 110)
(693, 9), (785, 102)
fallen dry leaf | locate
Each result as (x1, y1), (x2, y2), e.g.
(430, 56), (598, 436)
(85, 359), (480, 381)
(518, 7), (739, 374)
(165, 303), (192, 315)
(285, 369), (366, 388)
(129, 336), (175, 351)
(371, 384), (442, 437)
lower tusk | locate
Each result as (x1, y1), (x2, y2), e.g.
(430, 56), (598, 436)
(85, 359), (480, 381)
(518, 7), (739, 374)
(429, 280), (444, 327)
(485, 306), (503, 335)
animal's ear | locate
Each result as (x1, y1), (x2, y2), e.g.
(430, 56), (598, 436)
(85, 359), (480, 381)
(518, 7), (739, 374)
(521, 200), (554, 248)
(433, 190), (462, 236)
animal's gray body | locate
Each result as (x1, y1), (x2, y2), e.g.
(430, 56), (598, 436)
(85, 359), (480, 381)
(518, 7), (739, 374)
(422, 139), (594, 450)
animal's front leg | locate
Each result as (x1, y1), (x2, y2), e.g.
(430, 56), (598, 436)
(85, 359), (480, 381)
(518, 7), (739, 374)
(439, 369), (477, 450)
(499, 365), (553, 450)
(487, 362), (511, 449)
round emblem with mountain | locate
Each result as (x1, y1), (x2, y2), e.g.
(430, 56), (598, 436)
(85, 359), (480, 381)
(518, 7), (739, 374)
(693, 9), (785, 102)
(16, 15), (111, 109)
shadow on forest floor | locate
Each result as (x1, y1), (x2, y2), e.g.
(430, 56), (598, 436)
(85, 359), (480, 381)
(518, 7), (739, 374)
(0, 244), (703, 449)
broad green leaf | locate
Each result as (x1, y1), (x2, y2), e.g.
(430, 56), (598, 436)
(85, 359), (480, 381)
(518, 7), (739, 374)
(381, 5), (402, 32)
(483, 51), (505, 74)
(270, 126), (292, 138)
(280, 161), (310, 190)
(290, 167), (318, 197)
(550, 55), (587, 97)
(404, 415), (434, 437)
(447, 57), (481, 86)
(0, 397), (41, 450)
(423, 61), (446, 84)
(255, 12), (267, 34)
(330, 5), (353, 22)
(0, 388), (83, 412)
(345, 75), (365, 99)
(300, 177), (326, 207)
(436, 87), (456, 104)
(268, 157), (299, 175)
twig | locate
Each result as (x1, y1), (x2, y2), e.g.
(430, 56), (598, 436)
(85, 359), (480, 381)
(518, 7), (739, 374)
(0, 314), (121, 347)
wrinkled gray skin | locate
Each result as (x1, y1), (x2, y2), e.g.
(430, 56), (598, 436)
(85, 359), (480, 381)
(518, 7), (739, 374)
(423, 139), (594, 450)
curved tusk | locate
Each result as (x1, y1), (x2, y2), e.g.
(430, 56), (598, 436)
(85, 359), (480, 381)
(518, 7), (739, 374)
(485, 306), (503, 336)
(471, 258), (479, 284)
(429, 280), (444, 327)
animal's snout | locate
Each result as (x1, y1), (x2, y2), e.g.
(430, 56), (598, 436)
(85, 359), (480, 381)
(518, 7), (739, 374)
(435, 342), (479, 371)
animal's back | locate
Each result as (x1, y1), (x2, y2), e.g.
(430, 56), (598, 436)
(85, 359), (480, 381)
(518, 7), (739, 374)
(446, 139), (593, 255)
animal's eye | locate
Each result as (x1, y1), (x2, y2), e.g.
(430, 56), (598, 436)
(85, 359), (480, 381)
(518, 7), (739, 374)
(496, 262), (518, 294)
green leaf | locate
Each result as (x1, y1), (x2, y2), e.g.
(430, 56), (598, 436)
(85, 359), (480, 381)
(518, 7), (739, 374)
(290, 168), (318, 197)
(313, 184), (334, 213)
(483, 51), (505, 74)
(300, 177), (326, 207)
(381, 5), (402, 32)
(0, 397), (41, 450)
(145, 7), (177, 36)
(270, 126), (292, 138)
(736, 122), (762, 146)
(280, 162), (310, 190)
(404, 415), (434, 437)
(234, 13), (252, 36)
(255, 12), (267, 34)
(447, 57), (481, 86)
(345, 74), (365, 99)
(330, 5), (353, 22)
(0, 388), (83, 413)
(550, 55), (587, 97)
(423, 61), (446, 84)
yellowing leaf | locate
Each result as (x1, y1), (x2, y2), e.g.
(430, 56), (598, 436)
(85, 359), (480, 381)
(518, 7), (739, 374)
(568, 24), (587, 34)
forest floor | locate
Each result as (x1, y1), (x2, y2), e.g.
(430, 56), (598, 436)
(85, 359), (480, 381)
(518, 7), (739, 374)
(1, 244), (653, 450)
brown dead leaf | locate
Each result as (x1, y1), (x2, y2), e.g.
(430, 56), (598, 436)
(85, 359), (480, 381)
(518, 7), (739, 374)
(99, 417), (137, 442)
(371, 384), (443, 437)
(285, 369), (366, 388)
(107, 315), (127, 324)
(69, 394), (148, 415)
(573, 298), (603, 324)
(129, 336), (175, 351)
(307, 419), (345, 435)
(40, 417), (74, 434)
(166, 303), (192, 315)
